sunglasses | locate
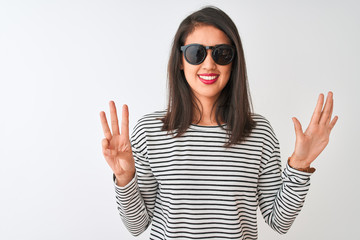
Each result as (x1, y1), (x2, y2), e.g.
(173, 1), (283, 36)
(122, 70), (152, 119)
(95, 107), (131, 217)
(180, 44), (235, 65)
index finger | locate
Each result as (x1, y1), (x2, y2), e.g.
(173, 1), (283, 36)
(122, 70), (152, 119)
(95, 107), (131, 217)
(309, 93), (324, 125)
(121, 104), (130, 139)
(109, 101), (120, 136)
(319, 91), (333, 125)
(100, 111), (112, 140)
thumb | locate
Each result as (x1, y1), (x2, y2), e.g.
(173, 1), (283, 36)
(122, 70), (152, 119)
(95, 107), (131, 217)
(102, 138), (111, 156)
(292, 117), (303, 136)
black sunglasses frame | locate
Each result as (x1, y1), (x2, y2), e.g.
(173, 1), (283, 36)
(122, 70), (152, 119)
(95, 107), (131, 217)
(180, 44), (235, 65)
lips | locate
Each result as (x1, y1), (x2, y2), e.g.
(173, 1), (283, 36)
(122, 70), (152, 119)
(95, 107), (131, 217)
(198, 73), (219, 85)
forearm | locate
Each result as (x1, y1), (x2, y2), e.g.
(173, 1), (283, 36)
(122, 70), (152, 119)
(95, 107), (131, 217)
(259, 163), (313, 234)
(113, 173), (151, 236)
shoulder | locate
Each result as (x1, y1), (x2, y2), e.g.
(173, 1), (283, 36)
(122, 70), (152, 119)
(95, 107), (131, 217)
(251, 113), (274, 130)
(250, 113), (278, 146)
(131, 110), (166, 137)
(135, 110), (166, 128)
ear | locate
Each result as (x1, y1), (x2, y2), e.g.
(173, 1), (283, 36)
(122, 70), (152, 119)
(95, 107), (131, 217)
(180, 63), (183, 70)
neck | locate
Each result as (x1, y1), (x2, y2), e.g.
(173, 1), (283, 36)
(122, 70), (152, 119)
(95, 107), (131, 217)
(192, 95), (223, 126)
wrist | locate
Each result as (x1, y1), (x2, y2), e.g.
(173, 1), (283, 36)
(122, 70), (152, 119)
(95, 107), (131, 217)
(288, 157), (316, 173)
(115, 171), (135, 187)
(288, 159), (311, 169)
(288, 153), (312, 168)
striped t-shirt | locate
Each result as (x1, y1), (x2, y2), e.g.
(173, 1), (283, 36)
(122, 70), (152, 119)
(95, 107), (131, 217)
(113, 111), (314, 240)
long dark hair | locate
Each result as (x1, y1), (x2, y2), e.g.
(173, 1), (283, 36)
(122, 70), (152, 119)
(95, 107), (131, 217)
(161, 6), (257, 147)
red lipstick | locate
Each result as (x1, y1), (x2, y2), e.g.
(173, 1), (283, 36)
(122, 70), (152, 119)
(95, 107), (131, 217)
(198, 73), (219, 85)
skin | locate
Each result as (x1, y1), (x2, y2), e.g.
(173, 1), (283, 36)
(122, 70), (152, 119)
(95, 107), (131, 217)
(181, 25), (232, 125)
(100, 103), (135, 187)
(100, 27), (339, 187)
(289, 91), (338, 168)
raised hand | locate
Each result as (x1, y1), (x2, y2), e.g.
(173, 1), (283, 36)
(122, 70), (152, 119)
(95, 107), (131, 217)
(100, 101), (135, 187)
(289, 91), (339, 169)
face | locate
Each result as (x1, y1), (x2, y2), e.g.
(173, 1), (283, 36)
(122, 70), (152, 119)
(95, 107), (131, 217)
(182, 25), (232, 104)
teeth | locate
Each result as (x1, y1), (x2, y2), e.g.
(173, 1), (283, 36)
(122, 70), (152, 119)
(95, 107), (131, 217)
(199, 75), (218, 80)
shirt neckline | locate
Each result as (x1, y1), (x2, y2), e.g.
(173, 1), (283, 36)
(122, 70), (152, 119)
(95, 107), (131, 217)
(190, 123), (227, 128)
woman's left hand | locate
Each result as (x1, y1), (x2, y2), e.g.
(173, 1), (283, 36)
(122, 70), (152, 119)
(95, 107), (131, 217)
(289, 91), (339, 169)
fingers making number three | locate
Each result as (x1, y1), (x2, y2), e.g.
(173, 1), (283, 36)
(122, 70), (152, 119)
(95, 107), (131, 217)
(100, 101), (130, 145)
(99, 101), (134, 183)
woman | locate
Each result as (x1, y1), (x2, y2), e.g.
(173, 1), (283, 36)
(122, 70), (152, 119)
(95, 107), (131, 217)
(100, 6), (338, 240)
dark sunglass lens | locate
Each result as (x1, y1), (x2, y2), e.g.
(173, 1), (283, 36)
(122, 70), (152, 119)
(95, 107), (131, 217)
(213, 46), (234, 65)
(186, 45), (206, 65)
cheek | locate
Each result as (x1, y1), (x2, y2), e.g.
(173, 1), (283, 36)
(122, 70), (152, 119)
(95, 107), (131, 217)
(183, 64), (199, 80)
(221, 65), (232, 81)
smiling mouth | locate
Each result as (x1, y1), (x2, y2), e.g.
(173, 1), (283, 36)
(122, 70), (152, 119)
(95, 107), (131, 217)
(198, 74), (219, 84)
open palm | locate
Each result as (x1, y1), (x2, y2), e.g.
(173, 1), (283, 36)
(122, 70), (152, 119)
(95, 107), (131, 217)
(290, 91), (339, 168)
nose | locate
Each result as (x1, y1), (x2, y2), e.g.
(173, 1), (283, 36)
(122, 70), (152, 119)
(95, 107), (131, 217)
(201, 49), (216, 70)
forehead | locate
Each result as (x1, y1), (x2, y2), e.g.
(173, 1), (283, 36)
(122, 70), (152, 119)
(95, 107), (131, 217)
(184, 25), (231, 46)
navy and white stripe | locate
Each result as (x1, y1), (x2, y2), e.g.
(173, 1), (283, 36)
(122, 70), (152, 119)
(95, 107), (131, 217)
(113, 111), (313, 240)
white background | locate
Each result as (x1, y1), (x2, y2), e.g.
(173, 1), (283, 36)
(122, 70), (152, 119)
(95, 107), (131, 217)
(0, 0), (359, 239)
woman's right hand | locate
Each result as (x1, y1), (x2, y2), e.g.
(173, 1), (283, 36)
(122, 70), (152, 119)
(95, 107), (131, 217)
(100, 101), (135, 187)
